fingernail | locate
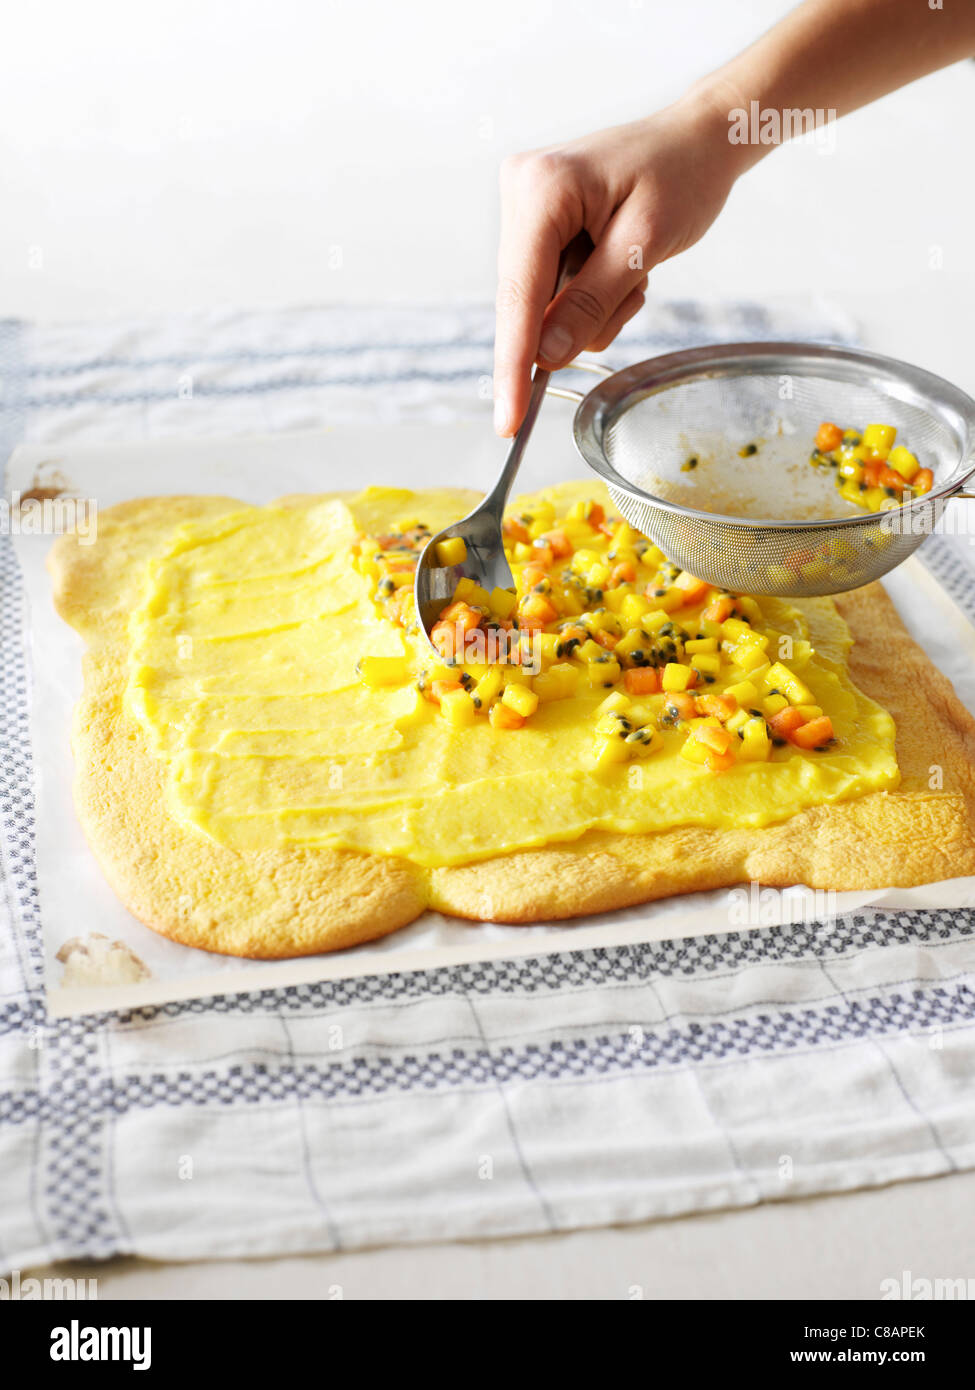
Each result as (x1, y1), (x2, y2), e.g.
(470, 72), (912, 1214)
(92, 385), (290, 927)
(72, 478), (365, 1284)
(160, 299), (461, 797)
(493, 397), (510, 435)
(538, 323), (573, 365)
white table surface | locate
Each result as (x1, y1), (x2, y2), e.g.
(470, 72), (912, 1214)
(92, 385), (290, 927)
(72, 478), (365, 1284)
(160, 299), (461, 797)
(7, 0), (975, 1298)
(24, 1169), (975, 1300)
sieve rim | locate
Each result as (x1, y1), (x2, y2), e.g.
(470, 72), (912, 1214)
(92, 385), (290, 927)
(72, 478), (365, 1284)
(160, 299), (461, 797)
(571, 341), (975, 532)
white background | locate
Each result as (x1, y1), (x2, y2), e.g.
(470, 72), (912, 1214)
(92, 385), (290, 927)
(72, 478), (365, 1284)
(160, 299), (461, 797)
(2, 0), (973, 390)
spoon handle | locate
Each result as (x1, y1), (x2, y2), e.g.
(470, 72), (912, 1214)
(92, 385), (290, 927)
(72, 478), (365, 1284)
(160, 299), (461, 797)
(484, 231), (594, 514)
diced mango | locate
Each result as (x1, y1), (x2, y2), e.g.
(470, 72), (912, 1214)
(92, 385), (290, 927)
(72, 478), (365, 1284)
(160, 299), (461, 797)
(661, 663), (694, 693)
(738, 717), (771, 762)
(490, 586), (517, 618)
(763, 693), (789, 717)
(690, 653), (721, 677)
(593, 735), (629, 769)
(679, 735), (711, 765)
(472, 667), (503, 710)
(888, 446), (920, 483)
(615, 628), (650, 659)
(552, 663), (579, 696)
(862, 424), (896, 458)
(649, 586), (684, 613)
(732, 644), (771, 675)
(575, 638), (604, 664)
(763, 662), (813, 706)
(356, 655), (411, 688)
(588, 658), (621, 687)
(724, 679), (758, 708)
(502, 666), (531, 688)
(532, 670), (568, 702)
(641, 609), (672, 634)
(837, 458), (864, 483)
(595, 711), (631, 738)
(439, 687), (476, 726)
(436, 536), (468, 567)
(595, 690), (631, 717)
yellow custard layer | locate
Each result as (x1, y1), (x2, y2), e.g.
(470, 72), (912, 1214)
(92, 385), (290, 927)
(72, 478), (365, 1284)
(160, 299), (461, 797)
(125, 484), (899, 868)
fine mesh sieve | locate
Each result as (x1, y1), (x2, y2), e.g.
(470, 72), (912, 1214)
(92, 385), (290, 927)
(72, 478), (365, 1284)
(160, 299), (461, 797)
(548, 342), (975, 597)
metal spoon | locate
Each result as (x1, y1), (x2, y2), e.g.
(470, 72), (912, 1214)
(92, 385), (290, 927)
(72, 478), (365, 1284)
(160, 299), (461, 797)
(414, 233), (593, 652)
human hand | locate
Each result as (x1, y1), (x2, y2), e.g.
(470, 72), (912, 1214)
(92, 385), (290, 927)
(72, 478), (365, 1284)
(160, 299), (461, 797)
(493, 95), (746, 437)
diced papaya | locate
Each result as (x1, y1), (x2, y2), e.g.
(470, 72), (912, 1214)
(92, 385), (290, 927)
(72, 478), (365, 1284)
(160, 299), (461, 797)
(768, 706), (806, 738)
(693, 723), (732, 755)
(429, 678), (463, 704)
(703, 596), (734, 623)
(519, 593), (558, 626)
(695, 693), (737, 721)
(673, 571), (711, 605)
(877, 466), (906, 494)
(520, 563), (549, 590)
(503, 517), (531, 544)
(489, 701), (525, 730)
(815, 422), (844, 452)
(664, 692), (698, 722)
(790, 715), (834, 748)
(440, 601), (483, 633)
(430, 621), (458, 658)
(541, 529), (573, 558)
(705, 749), (737, 773)
(624, 667), (660, 695)
(608, 561), (637, 588)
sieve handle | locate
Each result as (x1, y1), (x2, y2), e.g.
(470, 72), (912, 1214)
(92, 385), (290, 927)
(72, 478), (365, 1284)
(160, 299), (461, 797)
(545, 358), (615, 403)
(954, 490), (975, 501)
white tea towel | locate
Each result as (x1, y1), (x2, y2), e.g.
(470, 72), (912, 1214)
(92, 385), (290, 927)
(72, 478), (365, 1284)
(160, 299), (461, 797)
(3, 301), (975, 1268)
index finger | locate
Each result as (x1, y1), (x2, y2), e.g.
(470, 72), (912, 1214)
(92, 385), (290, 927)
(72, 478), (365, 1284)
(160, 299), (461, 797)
(494, 178), (565, 437)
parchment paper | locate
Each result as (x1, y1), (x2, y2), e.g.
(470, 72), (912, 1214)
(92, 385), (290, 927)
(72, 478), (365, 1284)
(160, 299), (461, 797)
(9, 419), (975, 1018)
